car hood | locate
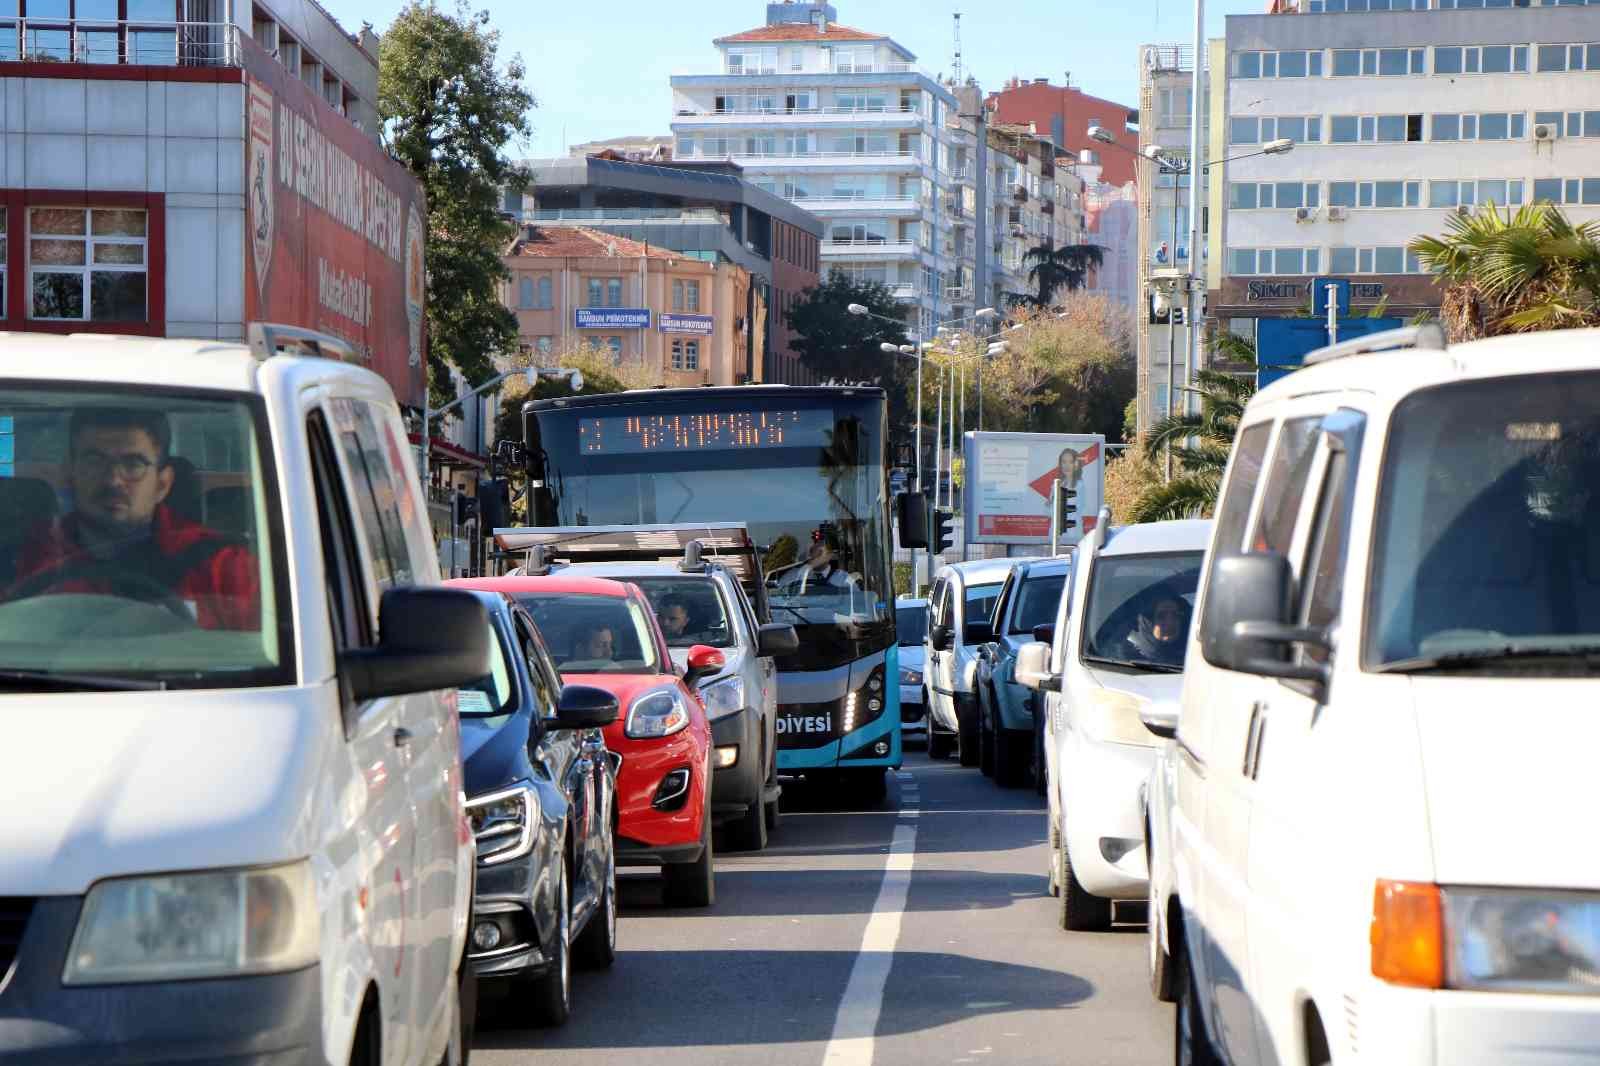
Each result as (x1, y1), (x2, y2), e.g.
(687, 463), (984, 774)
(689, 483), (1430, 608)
(0, 687), (333, 896)
(1087, 667), (1185, 705)
(460, 709), (534, 798)
(1411, 677), (1600, 889)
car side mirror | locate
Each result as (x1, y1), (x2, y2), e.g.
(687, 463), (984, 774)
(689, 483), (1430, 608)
(1032, 623), (1054, 645)
(1015, 641), (1059, 692)
(963, 619), (992, 645)
(930, 623), (953, 651)
(1201, 552), (1332, 697)
(896, 491), (928, 549)
(683, 644), (727, 689)
(550, 684), (619, 730)
(1139, 698), (1180, 740)
(757, 622), (799, 657)
(342, 588), (491, 703)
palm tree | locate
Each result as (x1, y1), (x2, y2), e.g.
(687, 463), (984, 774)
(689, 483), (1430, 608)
(1128, 340), (1257, 522)
(1410, 202), (1600, 341)
(1021, 243), (1106, 307)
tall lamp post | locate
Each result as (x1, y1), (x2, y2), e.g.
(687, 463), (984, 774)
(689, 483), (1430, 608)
(420, 364), (585, 492)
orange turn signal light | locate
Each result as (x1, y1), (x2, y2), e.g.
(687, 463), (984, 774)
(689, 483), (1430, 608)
(1371, 879), (1444, 989)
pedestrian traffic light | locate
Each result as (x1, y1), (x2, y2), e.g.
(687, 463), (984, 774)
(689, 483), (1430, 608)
(1058, 486), (1078, 533)
(933, 508), (956, 554)
(454, 492), (479, 526)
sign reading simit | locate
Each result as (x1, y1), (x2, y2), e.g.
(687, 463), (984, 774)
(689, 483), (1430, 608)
(1247, 279), (1387, 303)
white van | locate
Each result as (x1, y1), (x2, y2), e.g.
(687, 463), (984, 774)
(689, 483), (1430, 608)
(925, 558), (1026, 763)
(0, 327), (489, 1066)
(1166, 325), (1600, 1065)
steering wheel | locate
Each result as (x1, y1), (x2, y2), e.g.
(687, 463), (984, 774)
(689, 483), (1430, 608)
(7, 560), (199, 626)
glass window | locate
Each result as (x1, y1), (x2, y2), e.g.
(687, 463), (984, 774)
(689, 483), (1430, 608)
(1231, 117), (1259, 145)
(1377, 115), (1407, 141)
(1214, 423), (1273, 556)
(1478, 179), (1508, 205)
(1432, 114), (1460, 141)
(328, 398), (416, 593)
(515, 592), (661, 673)
(1231, 248), (1257, 275)
(1231, 183), (1259, 210)
(1236, 51), (1260, 78)
(1330, 246), (1358, 273)
(28, 207), (147, 323)
(457, 617), (516, 718)
(1277, 117), (1307, 143)
(1368, 373), (1600, 670)
(632, 577), (735, 648)
(1277, 248), (1305, 275)
(606, 278), (622, 306)
(1482, 45), (1513, 73)
(1279, 51), (1308, 78)
(1375, 246), (1406, 273)
(1538, 44), (1568, 72)
(1011, 573), (1067, 634)
(586, 278), (603, 306)
(1329, 181), (1358, 208)
(1300, 414), (1366, 660)
(1360, 248), (1375, 273)
(897, 602), (928, 647)
(1479, 113), (1509, 140)
(517, 277), (533, 308)
(1333, 49), (1363, 76)
(1374, 181), (1405, 208)
(1277, 183), (1305, 210)
(1585, 178), (1600, 206)
(0, 387), (290, 685)
(964, 581), (1003, 638)
(1252, 417), (1322, 555)
(1435, 46), (1463, 74)
(536, 276), (552, 309)
(1378, 48), (1409, 76)
(1429, 180), (1460, 208)
(1081, 552), (1204, 672)
(1331, 116), (1360, 143)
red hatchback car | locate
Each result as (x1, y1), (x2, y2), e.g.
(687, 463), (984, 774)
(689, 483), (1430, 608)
(453, 575), (721, 906)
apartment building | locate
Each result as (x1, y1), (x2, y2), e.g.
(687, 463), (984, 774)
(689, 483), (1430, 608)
(986, 76), (1140, 186)
(985, 123), (1088, 307)
(669, 0), (963, 338)
(1212, 1), (1600, 330)
(1081, 165), (1138, 313)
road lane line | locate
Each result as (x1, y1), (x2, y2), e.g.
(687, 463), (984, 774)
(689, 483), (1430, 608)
(821, 776), (919, 1066)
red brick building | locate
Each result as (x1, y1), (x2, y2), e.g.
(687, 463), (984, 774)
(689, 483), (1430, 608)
(986, 79), (1139, 187)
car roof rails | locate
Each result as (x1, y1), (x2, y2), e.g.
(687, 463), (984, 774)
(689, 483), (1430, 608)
(246, 322), (360, 365)
(1301, 323), (1445, 368)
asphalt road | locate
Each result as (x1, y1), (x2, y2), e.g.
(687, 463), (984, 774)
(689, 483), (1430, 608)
(473, 746), (1172, 1065)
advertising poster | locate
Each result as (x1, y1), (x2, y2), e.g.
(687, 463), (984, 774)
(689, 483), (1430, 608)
(240, 36), (427, 409)
(963, 431), (1105, 547)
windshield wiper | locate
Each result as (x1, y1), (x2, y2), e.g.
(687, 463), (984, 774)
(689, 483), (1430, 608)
(1082, 654), (1183, 674)
(0, 669), (167, 691)
(767, 602), (814, 626)
(1377, 642), (1600, 674)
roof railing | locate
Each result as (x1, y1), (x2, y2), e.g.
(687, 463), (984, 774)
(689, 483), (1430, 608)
(1301, 323), (1446, 367)
(246, 322), (360, 364)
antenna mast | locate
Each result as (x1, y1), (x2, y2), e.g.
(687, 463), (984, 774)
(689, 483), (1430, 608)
(952, 11), (963, 84)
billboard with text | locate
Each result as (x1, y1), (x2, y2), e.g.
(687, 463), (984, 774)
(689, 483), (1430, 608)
(240, 36), (427, 408)
(963, 431), (1105, 547)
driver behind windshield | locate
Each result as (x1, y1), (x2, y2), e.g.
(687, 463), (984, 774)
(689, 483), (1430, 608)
(659, 597), (692, 641)
(1126, 593), (1191, 667)
(9, 407), (259, 630)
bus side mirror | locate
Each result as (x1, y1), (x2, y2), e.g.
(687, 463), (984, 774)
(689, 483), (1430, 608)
(897, 492), (928, 549)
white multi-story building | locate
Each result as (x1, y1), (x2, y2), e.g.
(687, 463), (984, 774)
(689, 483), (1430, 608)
(670, 1), (962, 336)
(986, 123), (1088, 306)
(1211, 1), (1600, 331)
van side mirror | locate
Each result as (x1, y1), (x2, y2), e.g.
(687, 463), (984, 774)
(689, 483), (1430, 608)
(1201, 552), (1332, 696)
(757, 622), (799, 657)
(963, 618), (992, 645)
(930, 623), (953, 651)
(1015, 641), (1058, 692)
(1032, 623), (1054, 645)
(1139, 698), (1180, 740)
(342, 588), (491, 702)
(896, 491), (928, 549)
(550, 684), (619, 730)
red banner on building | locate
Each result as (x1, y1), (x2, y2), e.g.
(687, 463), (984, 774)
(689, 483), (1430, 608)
(239, 37), (426, 408)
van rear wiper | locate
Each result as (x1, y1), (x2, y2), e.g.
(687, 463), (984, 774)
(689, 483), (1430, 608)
(0, 669), (167, 692)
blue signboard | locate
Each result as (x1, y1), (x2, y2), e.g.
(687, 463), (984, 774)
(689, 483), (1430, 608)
(575, 307), (650, 330)
(1308, 277), (1352, 317)
(659, 313), (715, 336)
(1256, 316), (1404, 388)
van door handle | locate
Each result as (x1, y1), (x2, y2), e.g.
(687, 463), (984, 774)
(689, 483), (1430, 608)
(1242, 703), (1266, 780)
(393, 727), (413, 748)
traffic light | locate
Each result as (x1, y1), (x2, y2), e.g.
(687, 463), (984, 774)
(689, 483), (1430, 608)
(454, 492), (479, 526)
(933, 508), (956, 554)
(1058, 486), (1079, 533)
(1171, 306), (1186, 325)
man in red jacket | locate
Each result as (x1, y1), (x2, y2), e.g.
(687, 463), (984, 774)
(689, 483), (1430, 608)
(10, 407), (259, 631)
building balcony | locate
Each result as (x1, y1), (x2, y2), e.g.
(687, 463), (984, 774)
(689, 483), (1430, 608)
(673, 106), (925, 129)
(821, 238), (921, 258)
(720, 150), (924, 170)
(888, 282), (921, 302)
(680, 60), (939, 79)
(799, 194), (924, 216)
(0, 16), (240, 66)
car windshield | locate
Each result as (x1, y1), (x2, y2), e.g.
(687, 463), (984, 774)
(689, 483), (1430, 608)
(0, 385), (291, 689)
(512, 592), (661, 674)
(1080, 551), (1202, 672)
(965, 582), (1003, 627)
(1011, 574), (1067, 634)
(896, 604), (927, 647)
(1370, 373), (1600, 670)
(631, 577), (735, 649)
(457, 615), (516, 722)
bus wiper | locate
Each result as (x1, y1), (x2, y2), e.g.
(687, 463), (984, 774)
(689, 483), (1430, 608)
(0, 669), (168, 691)
(1376, 642), (1600, 674)
(767, 602), (813, 626)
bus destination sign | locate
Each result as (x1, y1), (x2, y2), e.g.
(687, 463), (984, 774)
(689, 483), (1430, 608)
(579, 409), (833, 454)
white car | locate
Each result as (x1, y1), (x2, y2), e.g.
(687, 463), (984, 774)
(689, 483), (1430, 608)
(0, 327), (487, 1066)
(1168, 324), (1600, 1065)
(1018, 517), (1211, 931)
(925, 558), (1028, 763)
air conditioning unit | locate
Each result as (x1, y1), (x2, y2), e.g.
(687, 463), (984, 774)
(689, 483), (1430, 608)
(1294, 207), (1317, 223)
(1533, 123), (1558, 143)
(1327, 206), (1348, 222)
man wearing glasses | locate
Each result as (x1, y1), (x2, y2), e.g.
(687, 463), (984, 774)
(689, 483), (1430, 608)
(10, 408), (258, 630)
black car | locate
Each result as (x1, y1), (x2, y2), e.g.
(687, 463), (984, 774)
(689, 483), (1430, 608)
(450, 585), (621, 1027)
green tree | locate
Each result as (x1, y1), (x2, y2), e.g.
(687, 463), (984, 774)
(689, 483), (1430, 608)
(379, 2), (535, 403)
(1410, 202), (1600, 341)
(1020, 243), (1106, 307)
(1129, 338), (1257, 522)
(785, 272), (912, 425)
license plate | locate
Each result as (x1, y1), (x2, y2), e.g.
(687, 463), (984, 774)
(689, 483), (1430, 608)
(776, 712), (833, 736)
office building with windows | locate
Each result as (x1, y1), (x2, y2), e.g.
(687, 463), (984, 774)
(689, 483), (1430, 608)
(1211, 1), (1600, 332)
(669, 0), (963, 338)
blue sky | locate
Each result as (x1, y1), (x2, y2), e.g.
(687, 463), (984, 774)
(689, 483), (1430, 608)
(338, 0), (1267, 157)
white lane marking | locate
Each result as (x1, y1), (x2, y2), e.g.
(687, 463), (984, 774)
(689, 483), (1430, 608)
(821, 777), (919, 1066)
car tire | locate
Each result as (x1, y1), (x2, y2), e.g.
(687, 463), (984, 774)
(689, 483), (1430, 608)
(528, 861), (572, 1027)
(663, 808), (715, 908)
(573, 844), (617, 970)
(1057, 831), (1112, 932)
(729, 795), (768, 852)
(957, 699), (980, 768)
(995, 728), (1028, 788)
(1175, 936), (1223, 1066)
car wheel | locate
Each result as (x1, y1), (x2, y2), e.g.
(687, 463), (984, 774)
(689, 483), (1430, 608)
(978, 693), (997, 778)
(663, 807), (715, 908)
(528, 861), (572, 1027)
(439, 918), (476, 1065)
(995, 727), (1028, 788)
(1149, 865), (1175, 1002)
(729, 795), (768, 852)
(1175, 936), (1223, 1066)
(573, 843), (617, 970)
(957, 699), (980, 768)
(1057, 831), (1111, 932)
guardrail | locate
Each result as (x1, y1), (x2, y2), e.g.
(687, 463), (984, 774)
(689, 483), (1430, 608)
(0, 19), (240, 66)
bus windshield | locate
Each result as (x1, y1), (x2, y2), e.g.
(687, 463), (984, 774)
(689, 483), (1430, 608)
(526, 390), (892, 671)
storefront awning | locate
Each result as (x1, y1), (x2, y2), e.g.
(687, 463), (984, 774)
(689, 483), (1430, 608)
(407, 432), (487, 469)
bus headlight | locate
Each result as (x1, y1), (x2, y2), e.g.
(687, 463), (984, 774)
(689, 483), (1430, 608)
(699, 676), (746, 720)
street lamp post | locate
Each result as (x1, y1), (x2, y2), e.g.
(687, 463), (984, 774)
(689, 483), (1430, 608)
(420, 364), (584, 493)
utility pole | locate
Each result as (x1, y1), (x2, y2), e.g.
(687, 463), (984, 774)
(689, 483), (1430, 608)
(1184, 0), (1207, 411)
